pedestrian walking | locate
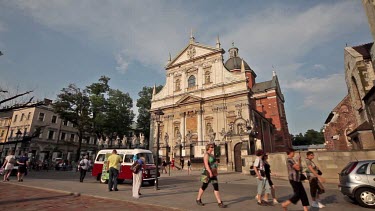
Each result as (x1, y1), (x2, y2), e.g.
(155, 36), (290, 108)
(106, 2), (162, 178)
(132, 154), (144, 199)
(171, 159), (175, 170)
(17, 152), (29, 182)
(162, 160), (168, 174)
(107, 150), (122, 191)
(263, 154), (279, 204)
(187, 160), (192, 175)
(79, 155), (90, 182)
(281, 148), (309, 211)
(196, 143), (226, 208)
(305, 151), (326, 208)
(2, 151), (16, 182)
(180, 158), (184, 170)
(253, 149), (271, 206)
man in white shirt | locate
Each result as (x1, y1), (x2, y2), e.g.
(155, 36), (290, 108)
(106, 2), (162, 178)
(79, 155), (90, 182)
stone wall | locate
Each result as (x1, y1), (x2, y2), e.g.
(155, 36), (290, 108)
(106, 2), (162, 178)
(241, 150), (375, 183)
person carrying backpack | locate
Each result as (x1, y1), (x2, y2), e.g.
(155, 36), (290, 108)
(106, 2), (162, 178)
(253, 149), (271, 206)
(79, 155), (90, 182)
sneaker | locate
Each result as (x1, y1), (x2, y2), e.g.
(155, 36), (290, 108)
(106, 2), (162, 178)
(196, 199), (204, 206)
(311, 201), (319, 208)
(273, 199), (279, 204)
(318, 202), (326, 208)
(218, 202), (227, 208)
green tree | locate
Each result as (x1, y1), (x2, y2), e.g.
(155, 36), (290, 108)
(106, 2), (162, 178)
(104, 89), (135, 141)
(136, 85), (163, 143)
(86, 76), (110, 139)
(53, 84), (91, 161)
(292, 129), (325, 146)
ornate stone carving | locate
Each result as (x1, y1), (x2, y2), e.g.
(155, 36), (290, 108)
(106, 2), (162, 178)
(187, 45), (196, 59)
(164, 133), (169, 146)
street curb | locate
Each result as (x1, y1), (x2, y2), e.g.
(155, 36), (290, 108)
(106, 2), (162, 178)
(5, 182), (182, 211)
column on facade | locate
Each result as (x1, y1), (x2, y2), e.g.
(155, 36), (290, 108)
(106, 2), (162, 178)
(197, 110), (203, 146)
(180, 112), (185, 147)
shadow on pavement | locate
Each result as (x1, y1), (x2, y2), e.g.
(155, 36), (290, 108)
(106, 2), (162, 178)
(0, 194), (72, 205)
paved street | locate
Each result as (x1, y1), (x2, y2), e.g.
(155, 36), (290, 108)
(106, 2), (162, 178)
(0, 169), (368, 211)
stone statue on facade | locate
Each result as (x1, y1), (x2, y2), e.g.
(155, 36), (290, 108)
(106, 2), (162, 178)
(122, 136), (128, 147)
(185, 131), (192, 146)
(208, 127), (216, 144)
(176, 131), (182, 145)
(98, 137), (104, 146)
(139, 133), (145, 146)
(132, 134), (138, 147)
(114, 136), (120, 147)
(104, 136), (110, 148)
(164, 133), (169, 146)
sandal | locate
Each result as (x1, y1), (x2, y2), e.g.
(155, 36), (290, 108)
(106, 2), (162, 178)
(218, 202), (227, 208)
(196, 199), (204, 206)
(257, 201), (267, 206)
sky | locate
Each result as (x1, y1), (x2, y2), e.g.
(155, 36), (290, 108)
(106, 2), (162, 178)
(0, 0), (373, 135)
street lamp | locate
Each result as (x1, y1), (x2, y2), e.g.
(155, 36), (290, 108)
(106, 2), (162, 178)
(154, 109), (164, 190)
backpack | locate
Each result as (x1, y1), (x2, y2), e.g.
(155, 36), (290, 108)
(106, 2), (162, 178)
(250, 160), (260, 176)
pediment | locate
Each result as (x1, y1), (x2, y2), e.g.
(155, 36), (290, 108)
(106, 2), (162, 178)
(166, 43), (223, 68)
(176, 94), (202, 105)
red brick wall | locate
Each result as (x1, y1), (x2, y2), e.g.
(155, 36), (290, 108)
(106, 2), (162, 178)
(324, 95), (357, 151)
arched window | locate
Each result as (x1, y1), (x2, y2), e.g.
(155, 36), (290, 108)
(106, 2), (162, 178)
(205, 71), (211, 84)
(175, 79), (181, 91)
(188, 75), (196, 88)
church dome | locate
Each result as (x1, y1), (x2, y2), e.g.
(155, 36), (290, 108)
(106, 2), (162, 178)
(225, 57), (252, 71)
(224, 42), (252, 71)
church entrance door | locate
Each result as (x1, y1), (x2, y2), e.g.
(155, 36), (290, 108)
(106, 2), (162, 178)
(234, 143), (242, 172)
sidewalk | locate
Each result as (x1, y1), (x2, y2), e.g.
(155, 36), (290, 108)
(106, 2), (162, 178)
(0, 169), (363, 211)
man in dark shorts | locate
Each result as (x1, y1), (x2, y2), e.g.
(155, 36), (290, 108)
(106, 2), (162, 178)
(17, 152), (29, 182)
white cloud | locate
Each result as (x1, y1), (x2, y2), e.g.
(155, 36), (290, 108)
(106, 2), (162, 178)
(313, 64), (326, 70)
(115, 51), (130, 74)
(284, 73), (347, 110)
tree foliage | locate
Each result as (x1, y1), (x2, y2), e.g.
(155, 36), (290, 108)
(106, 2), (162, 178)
(292, 129), (324, 146)
(53, 84), (91, 161)
(136, 85), (163, 141)
(104, 89), (134, 138)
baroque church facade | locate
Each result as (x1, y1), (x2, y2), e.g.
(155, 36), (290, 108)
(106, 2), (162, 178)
(150, 35), (290, 172)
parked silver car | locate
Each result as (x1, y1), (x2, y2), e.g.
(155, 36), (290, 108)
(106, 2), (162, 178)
(339, 160), (375, 208)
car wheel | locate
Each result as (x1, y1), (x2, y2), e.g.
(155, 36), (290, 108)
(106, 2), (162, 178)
(355, 188), (375, 208)
(117, 179), (124, 184)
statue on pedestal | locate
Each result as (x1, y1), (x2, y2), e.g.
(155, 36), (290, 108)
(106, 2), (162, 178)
(164, 133), (169, 146)
(140, 133), (145, 146)
(185, 131), (192, 146)
(122, 136), (128, 147)
(104, 136), (110, 148)
(132, 134), (137, 147)
(176, 131), (182, 146)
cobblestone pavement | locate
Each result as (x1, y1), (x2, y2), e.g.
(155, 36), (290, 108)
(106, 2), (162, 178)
(0, 182), (177, 211)
(0, 169), (369, 211)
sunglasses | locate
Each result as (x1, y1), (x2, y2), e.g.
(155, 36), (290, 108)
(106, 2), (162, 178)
(209, 147), (214, 148)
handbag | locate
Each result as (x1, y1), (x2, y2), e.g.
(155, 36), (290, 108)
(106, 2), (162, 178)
(317, 169), (322, 175)
(300, 172), (307, 181)
(131, 162), (141, 174)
